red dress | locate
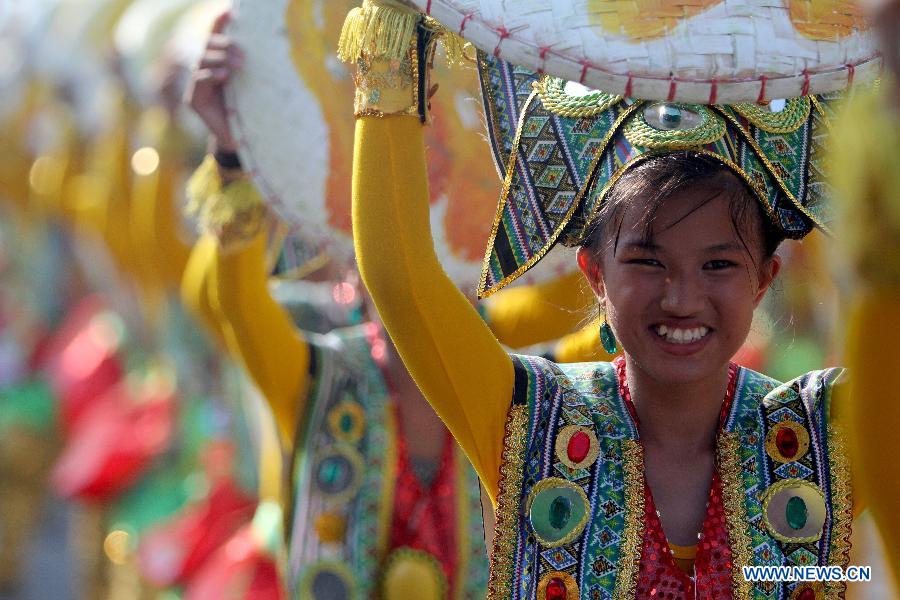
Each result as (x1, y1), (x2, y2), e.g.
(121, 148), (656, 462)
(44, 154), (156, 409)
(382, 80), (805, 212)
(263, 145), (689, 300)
(617, 359), (737, 599)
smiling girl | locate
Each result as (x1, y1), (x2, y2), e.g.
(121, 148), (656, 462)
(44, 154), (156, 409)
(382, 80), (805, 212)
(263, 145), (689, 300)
(341, 2), (858, 598)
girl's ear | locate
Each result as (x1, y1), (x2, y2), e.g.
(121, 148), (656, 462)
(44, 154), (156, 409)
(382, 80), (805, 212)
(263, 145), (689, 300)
(753, 253), (782, 306)
(576, 247), (606, 299)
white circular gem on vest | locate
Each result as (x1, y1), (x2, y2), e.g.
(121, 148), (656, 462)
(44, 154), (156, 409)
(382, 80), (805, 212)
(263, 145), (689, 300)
(554, 425), (600, 471)
(526, 477), (591, 547)
(762, 479), (827, 543)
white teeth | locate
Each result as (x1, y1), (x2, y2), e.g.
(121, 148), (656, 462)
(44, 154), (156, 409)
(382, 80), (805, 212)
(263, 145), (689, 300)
(654, 325), (710, 344)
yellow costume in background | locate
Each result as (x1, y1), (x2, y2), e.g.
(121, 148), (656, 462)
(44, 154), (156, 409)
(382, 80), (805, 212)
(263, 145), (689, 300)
(831, 81), (900, 584)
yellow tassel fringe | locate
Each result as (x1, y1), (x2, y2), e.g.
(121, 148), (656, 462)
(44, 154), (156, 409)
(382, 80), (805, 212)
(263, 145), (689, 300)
(338, 0), (470, 66)
(338, 0), (419, 64)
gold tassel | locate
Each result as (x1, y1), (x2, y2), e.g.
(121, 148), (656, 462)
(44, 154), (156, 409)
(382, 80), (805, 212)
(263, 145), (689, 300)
(427, 20), (470, 66)
(199, 179), (267, 252)
(184, 155), (220, 220)
(338, 0), (420, 64)
(184, 155), (267, 251)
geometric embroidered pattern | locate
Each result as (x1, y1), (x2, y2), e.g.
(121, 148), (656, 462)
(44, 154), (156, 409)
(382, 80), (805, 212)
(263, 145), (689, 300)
(476, 52), (839, 298)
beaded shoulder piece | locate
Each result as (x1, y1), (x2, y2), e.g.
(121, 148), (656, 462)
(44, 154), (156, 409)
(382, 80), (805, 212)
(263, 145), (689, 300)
(489, 356), (642, 600)
(476, 52), (839, 297)
(488, 358), (852, 600)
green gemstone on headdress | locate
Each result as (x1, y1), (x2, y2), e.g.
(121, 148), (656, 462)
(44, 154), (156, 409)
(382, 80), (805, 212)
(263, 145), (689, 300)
(658, 105), (683, 130)
(786, 495), (808, 530)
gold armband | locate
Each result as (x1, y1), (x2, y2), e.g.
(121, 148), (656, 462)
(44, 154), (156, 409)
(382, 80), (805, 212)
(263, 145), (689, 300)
(186, 155), (268, 253)
(338, 0), (465, 121)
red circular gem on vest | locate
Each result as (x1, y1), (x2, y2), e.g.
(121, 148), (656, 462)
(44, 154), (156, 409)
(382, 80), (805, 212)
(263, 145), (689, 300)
(545, 577), (568, 600)
(796, 587), (816, 600)
(776, 427), (799, 459)
(567, 431), (591, 464)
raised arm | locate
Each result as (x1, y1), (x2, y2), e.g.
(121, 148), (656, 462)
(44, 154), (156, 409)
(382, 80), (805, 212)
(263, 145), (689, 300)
(181, 234), (230, 347)
(208, 228), (309, 445)
(346, 4), (513, 502)
(130, 110), (192, 293)
(184, 13), (310, 444)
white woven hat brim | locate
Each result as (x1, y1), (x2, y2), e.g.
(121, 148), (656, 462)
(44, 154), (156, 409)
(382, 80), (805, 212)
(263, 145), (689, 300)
(411, 0), (879, 103)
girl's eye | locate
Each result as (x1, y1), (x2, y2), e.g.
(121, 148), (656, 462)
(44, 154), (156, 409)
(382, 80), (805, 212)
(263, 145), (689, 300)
(626, 258), (663, 267)
(704, 259), (736, 270)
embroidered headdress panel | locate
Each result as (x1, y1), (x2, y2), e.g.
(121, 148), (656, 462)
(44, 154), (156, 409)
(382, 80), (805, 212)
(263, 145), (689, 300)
(477, 52), (839, 298)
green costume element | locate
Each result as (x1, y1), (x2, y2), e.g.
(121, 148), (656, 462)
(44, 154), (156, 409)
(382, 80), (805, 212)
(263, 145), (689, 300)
(488, 356), (852, 599)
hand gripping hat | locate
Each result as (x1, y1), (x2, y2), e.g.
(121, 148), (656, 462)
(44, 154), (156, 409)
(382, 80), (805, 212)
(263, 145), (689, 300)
(476, 51), (841, 297)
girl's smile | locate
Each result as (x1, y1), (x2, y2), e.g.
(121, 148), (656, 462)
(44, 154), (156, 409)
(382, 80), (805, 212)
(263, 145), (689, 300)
(579, 182), (781, 386)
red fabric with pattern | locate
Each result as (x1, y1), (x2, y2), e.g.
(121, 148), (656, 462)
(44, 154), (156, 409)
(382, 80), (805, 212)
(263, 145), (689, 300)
(368, 321), (462, 595)
(636, 473), (734, 599)
(389, 425), (459, 595)
(616, 357), (737, 599)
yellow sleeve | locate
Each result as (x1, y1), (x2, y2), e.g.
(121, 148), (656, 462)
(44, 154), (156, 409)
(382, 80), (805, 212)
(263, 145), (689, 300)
(130, 131), (192, 293)
(352, 116), (513, 504)
(485, 271), (593, 349)
(208, 230), (309, 445)
(829, 84), (900, 574)
(181, 235), (229, 347)
(553, 322), (616, 363)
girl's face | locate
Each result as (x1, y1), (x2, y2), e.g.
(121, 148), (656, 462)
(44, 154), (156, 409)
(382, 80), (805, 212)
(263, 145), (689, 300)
(577, 188), (781, 386)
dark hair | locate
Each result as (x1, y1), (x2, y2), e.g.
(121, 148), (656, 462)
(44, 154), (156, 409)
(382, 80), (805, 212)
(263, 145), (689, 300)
(581, 152), (784, 263)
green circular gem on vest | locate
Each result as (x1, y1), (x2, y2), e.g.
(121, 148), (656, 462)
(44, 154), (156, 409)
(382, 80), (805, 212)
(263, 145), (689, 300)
(762, 478), (826, 543)
(786, 495), (808, 530)
(318, 456), (351, 489)
(313, 445), (364, 501)
(548, 496), (572, 530)
(340, 413), (354, 433)
(527, 477), (590, 547)
(298, 561), (355, 600)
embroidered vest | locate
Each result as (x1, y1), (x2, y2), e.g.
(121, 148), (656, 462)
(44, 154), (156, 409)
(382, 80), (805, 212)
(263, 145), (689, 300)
(285, 326), (489, 599)
(488, 355), (852, 600)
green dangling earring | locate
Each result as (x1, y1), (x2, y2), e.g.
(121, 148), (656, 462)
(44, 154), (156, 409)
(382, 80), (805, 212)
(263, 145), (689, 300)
(599, 311), (617, 355)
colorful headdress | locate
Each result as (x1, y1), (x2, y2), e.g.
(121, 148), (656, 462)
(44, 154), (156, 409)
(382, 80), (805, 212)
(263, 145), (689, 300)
(477, 52), (840, 297)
